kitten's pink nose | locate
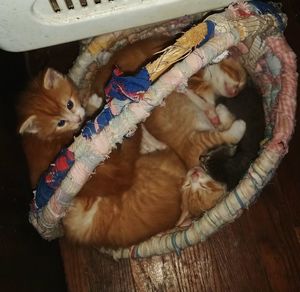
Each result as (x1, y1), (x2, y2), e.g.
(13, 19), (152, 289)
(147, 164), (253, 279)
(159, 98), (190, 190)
(225, 82), (239, 97)
(232, 85), (239, 95)
(190, 167), (203, 181)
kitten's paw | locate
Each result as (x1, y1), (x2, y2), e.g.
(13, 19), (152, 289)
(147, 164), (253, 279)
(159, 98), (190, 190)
(85, 94), (103, 117)
(140, 124), (168, 154)
(225, 119), (246, 143)
(216, 104), (235, 130)
(88, 93), (103, 109)
(205, 107), (220, 127)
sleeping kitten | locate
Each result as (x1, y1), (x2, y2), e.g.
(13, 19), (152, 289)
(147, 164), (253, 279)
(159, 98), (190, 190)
(201, 85), (265, 191)
(177, 165), (226, 227)
(18, 68), (85, 187)
(63, 149), (186, 248)
(144, 57), (247, 168)
(188, 56), (247, 103)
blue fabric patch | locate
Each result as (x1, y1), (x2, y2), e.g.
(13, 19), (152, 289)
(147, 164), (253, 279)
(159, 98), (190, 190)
(105, 67), (151, 102)
(81, 105), (115, 138)
(82, 67), (151, 139)
(34, 148), (75, 210)
(266, 53), (281, 76)
(197, 20), (215, 48)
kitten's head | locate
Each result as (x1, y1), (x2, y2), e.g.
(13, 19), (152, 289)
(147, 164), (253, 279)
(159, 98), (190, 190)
(18, 68), (85, 140)
(182, 166), (226, 210)
(190, 57), (247, 98)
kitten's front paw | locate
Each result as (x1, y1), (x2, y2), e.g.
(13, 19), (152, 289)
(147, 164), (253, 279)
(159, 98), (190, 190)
(140, 125), (168, 154)
(85, 93), (103, 117)
(205, 107), (220, 127)
(225, 119), (246, 143)
(88, 93), (103, 109)
(216, 104), (235, 130)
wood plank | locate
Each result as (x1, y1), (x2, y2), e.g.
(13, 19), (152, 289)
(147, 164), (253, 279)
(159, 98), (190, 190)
(60, 239), (136, 292)
(246, 178), (300, 292)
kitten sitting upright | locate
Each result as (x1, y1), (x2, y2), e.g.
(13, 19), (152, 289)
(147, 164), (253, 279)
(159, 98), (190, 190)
(18, 36), (172, 188)
(18, 68), (85, 187)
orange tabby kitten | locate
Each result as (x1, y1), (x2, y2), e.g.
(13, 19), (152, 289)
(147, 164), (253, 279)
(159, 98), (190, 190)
(177, 165), (226, 226)
(63, 149), (186, 248)
(188, 57), (247, 102)
(144, 57), (247, 168)
(18, 68), (85, 187)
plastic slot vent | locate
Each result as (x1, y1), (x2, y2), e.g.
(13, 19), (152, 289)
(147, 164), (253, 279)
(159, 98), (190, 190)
(49, 0), (105, 12)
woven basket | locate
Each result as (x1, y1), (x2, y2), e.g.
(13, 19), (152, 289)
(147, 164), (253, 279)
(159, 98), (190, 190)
(29, 1), (297, 259)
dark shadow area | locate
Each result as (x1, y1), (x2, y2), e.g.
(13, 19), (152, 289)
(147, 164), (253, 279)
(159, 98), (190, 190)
(0, 49), (67, 292)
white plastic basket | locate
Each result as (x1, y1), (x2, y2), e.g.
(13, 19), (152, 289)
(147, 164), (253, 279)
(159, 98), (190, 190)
(0, 0), (233, 52)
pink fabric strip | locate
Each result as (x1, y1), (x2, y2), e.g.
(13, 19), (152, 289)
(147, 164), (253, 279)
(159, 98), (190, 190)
(265, 36), (298, 154)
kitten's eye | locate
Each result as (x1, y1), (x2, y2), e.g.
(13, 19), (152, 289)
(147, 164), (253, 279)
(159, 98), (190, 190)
(67, 100), (74, 110)
(199, 183), (208, 190)
(57, 120), (66, 127)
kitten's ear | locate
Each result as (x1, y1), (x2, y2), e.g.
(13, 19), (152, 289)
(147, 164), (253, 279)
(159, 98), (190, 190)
(19, 115), (38, 134)
(43, 68), (64, 90)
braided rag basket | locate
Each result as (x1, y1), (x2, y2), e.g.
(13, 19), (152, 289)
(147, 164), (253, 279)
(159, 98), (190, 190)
(29, 1), (297, 259)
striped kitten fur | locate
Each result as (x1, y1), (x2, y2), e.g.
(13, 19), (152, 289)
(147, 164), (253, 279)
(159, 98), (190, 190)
(144, 56), (247, 168)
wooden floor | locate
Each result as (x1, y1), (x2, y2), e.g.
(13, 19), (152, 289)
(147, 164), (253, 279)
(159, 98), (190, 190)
(1, 1), (300, 291)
